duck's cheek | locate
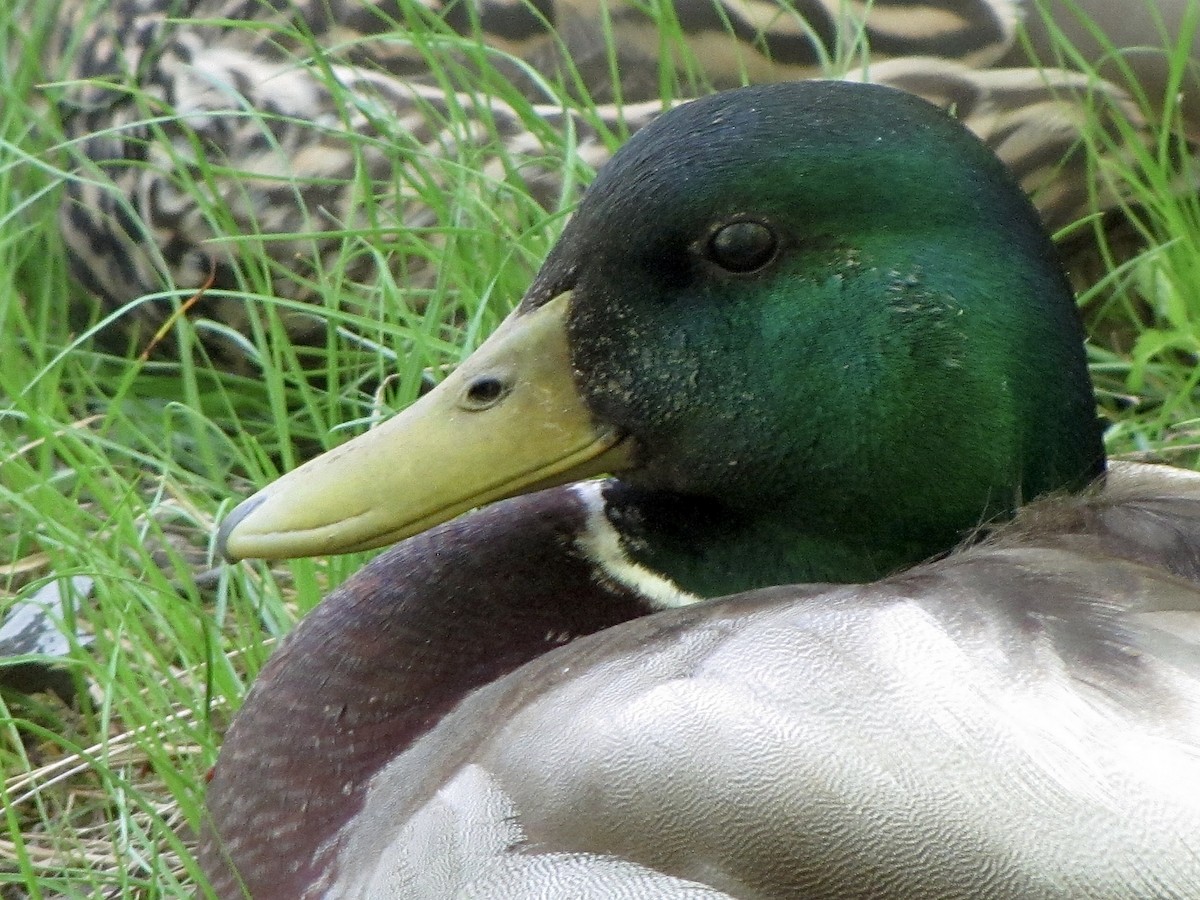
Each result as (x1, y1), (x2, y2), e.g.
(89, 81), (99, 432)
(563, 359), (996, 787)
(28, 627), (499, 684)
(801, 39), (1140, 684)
(570, 312), (713, 437)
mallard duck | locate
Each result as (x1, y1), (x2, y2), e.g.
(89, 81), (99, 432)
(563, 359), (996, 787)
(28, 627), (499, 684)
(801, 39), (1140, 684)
(49, 0), (1198, 361)
(206, 81), (1200, 898)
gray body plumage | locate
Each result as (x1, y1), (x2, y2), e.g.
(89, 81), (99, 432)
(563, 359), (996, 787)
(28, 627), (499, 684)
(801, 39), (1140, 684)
(325, 464), (1200, 898)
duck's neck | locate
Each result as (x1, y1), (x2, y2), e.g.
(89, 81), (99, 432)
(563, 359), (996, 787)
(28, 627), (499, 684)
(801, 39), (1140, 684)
(599, 480), (962, 596)
(200, 483), (686, 900)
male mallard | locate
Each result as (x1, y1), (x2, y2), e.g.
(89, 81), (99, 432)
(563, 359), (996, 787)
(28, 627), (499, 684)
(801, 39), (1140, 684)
(207, 81), (1200, 898)
(49, 0), (1198, 360)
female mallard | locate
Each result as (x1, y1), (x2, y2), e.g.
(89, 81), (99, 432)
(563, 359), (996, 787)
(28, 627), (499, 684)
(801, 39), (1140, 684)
(207, 81), (1200, 898)
(50, 0), (1197, 360)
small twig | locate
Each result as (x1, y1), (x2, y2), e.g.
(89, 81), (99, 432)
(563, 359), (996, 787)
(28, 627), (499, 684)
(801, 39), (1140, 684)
(138, 261), (218, 362)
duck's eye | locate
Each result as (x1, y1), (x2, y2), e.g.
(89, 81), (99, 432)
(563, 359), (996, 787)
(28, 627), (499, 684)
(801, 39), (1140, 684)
(463, 375), (507, 410)
(706, 221), (777, 273)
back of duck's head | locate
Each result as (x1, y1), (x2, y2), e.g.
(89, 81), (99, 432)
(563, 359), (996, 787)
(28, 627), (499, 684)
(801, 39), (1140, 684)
(531, 81), (1104, 548)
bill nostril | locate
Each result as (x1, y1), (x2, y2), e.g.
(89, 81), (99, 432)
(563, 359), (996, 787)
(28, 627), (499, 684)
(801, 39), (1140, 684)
(462, 375), (508, 410)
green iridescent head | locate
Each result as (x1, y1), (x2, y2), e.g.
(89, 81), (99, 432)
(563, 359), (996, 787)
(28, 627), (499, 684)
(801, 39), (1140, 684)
(528, 81), (1104, 581)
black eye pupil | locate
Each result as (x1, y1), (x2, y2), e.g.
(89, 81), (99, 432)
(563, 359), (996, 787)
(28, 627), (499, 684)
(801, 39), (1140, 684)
(708, 221), (777, 273)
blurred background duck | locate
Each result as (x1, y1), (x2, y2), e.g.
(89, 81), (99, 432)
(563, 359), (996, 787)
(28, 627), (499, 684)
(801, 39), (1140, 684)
(206, 81), (1200, 898)
(40, 0), (1200, 365)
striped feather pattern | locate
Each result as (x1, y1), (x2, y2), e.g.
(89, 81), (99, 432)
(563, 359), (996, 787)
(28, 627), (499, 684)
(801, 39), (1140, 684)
(40, 0), (1193, 361)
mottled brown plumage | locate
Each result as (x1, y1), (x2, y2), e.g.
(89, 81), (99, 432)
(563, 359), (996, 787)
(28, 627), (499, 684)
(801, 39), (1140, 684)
(44, 0), (1198, 363)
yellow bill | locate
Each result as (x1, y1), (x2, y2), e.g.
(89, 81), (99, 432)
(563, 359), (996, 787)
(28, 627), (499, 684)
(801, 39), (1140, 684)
(219, 294), (634, 560)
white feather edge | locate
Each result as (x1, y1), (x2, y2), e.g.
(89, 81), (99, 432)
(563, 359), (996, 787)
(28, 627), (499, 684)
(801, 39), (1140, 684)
(570, 481), (703, 611)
